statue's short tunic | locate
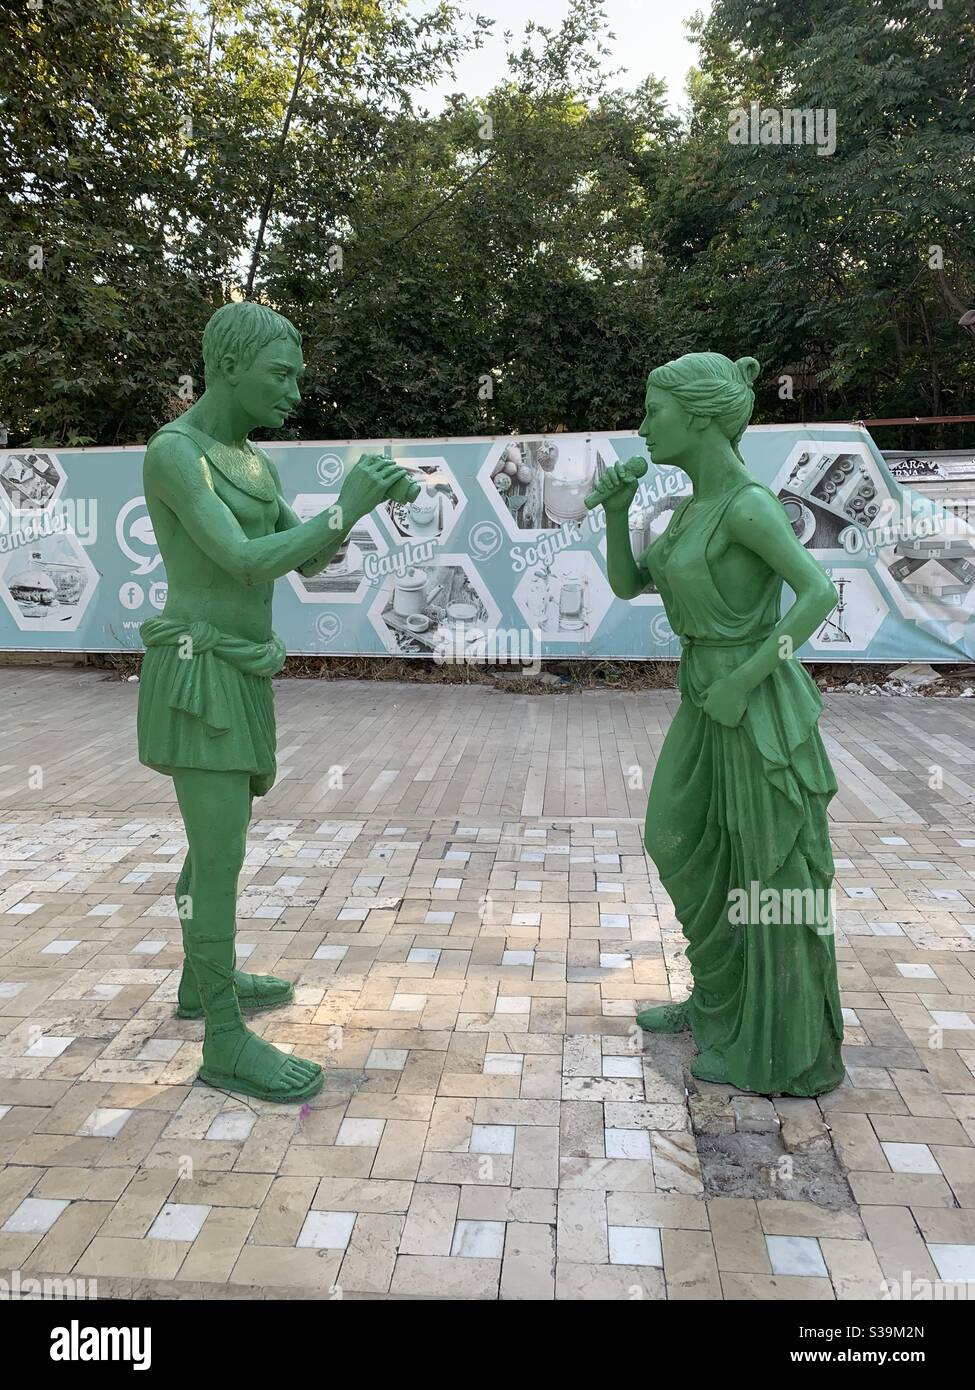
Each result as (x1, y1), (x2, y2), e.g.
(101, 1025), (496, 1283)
(138, 619), (285, 797)
(136, 422), (286, 799)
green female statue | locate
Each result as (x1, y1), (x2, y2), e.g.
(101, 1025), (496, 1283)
(589, 353), (845, 1097)
(137, 301), (417, 1103)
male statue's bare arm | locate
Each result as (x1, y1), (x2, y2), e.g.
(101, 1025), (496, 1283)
(146, 439), (406, 586)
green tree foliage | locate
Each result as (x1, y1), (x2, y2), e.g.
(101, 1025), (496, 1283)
(663, 0), (975, 437)
(0, 0), (971, 447)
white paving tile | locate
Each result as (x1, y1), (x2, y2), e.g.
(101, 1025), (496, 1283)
(206, 1112), (257, 1142)
(608, 1225), (662, 1267)
(1, 1197), (70, 1235)
(297, 1210), (356, 1250)
(927, 1244), (975, 1283)
(766, 1235), (828, 1277)
(605, 1128), (653, 1160)
(366, 1048), (408, 1070)
(147, 1203), (211, 1241)
(451, 1220), (505, 1258)
(336, 1118), (386, 1147)
(78, 1108), (132, 1138)
(469, 1124), (516, 1155)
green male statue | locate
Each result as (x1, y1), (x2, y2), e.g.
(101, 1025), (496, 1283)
(137, 301), (418, 1102)
(588, 352), (845, 1097)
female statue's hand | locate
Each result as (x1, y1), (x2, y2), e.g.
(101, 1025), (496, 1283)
(702, 674), (748, 728)
(587, 461), (640, 515)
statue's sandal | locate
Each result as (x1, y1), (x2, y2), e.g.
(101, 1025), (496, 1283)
(198, 1032), (324, 1103)
(175, 971), (294, 1020)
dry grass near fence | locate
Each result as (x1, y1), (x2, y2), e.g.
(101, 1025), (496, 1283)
(20, 651), (972, 697)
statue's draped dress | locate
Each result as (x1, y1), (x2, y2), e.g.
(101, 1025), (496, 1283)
(641, 479), (844, 1095)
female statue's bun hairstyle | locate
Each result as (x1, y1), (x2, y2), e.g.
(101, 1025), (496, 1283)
(734, 356), (761, 387)
(647, 351), (762, 460)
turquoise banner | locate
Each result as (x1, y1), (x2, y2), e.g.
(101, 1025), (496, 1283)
(1, 424), (973, 660)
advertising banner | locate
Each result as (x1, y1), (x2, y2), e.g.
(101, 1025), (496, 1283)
(2, 423), (974, 661)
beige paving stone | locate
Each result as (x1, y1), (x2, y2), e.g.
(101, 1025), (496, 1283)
(33, 1167), (132, 1202)
(390, 1254), (500, 1299)
(74, 1236), (189, 1280)
(456, 1186), (556, 1224)
(930, 1144), (975, 1205)
(425, 1097), (475, 1152)
(311, 1177), (414, 1214)
(512, 1125), (560, 1188)
(661, 1229), (720, 1300)
(820, 1236), (887, 1300)
(607, 1193), (708, 1231)
(98, 1169), (178, 1239)
(338, 1213), (404, 1293)
(708, 1198), (772, 1274)
(828, 1112), (890, 1171)
(22, 1200), (111, 1274)
(500, 1221), (556, 1299)
(848, 1171), (956, 1206)
(757, 1200), (865, 1240)
(559, 1157), (656, 1192)
(371, 1120), (428, 1180)
(400, 1184), (460, 1256)
(559, 1100), (605, 1159)
(555, 1262), (665, 1300)
(557, 1191), (608, 1263)
(650, 1131), (703, 1194)
(417, 1151), (512, 1185)
(173, 1171), (273, 1209)
(860, 1205), (939, 1283)
(892, 1069), (958, 1118)
(0, 1232), (42, 1265)
(473, 1098), (561, 1126)
(869, 1115), (970, 1146)
(177, 1207), (257, 1283)
(250, 1176), (318, 1246)
(719, 1272), (835, 1300)
(230, 1244), (343, 1291)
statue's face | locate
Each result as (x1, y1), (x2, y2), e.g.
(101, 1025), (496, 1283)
(228, 336), (305, 430)
(638, 384), (693, 464)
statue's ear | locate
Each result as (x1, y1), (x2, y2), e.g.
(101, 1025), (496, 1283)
(218, 352), (240, 383)
(688, 413), (711, 433)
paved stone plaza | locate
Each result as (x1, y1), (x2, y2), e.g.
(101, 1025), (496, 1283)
(1, 668), (974, 1300)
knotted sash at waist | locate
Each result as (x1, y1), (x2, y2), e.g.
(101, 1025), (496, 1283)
(678, 625), (775, 651)
(140, 618), (287, 736)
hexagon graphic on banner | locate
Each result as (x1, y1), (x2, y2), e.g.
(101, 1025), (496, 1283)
(806, 565), (889, 652)
(478, 435), (622, 538)
(512, 547), (614, 645)
(285, 493), (389, 605)
(0, 451), (66, 517)
(366, 552), (501, 656)
(769, 439), (895, 553)
(870, 499), (975, 633)
(0, 525), (99, 633)
(377, 456), (466, 548)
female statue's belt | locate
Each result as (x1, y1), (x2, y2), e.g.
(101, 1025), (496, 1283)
(679, 626), (775, 650)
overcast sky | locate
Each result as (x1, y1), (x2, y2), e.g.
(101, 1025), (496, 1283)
(411, 0), (712, 112)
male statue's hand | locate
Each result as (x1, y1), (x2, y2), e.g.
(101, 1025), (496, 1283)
(337, 454), (417, 526)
